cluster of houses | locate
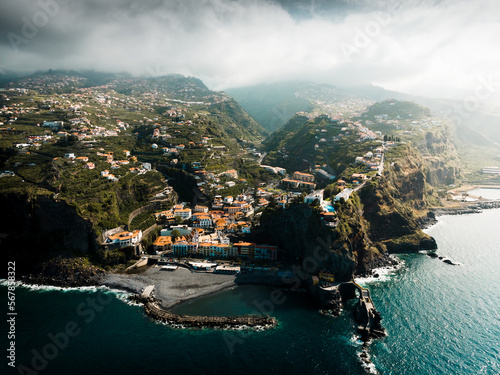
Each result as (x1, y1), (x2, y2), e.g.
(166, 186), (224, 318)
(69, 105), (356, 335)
(155, 200), (253, 233)
(152, 224), (277, 261)
(281, 171), (317, 191)
(52, 147), (150, 182)
(354, 146), (385, 175)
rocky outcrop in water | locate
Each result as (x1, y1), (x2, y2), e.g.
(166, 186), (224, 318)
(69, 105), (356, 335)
(21, 257), (105, 287)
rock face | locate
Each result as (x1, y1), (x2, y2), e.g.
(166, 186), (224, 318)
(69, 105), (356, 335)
(0, 193), (98, 276)
(354, 296), (386, 341)
(256, 203), (356, 281)
(383, 237), (437, 253)
(312, 284), (343, 316)
(359, 150), (438, 253)
(22, 257), (105, 287)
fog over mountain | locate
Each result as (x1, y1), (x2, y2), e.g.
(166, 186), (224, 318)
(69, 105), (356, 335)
(1, 0), (499, 103)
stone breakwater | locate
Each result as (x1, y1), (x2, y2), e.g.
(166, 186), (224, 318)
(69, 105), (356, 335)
(431, 201), (500, 218)
(130, 295), (277, 329)
(418, 201), (500, 229)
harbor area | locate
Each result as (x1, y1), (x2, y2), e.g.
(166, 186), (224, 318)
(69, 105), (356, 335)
(130, 285), (277, 329)
(103, 266), (238, 308)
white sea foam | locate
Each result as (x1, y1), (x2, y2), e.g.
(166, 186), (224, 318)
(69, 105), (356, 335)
(0, 279), (133, 299)
(357, 347), (379, 375)
(355, 256), (404, 285)
(349, 334), (365, 346)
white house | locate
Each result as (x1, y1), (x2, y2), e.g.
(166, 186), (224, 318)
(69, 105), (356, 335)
(334, 189), (353, 202)
(193, 215), (212, 228)
(105, 230), (142, 248)
(304, 190), (324, 205)
(174, 208), (192, 220)
(224, 169), (238, 179)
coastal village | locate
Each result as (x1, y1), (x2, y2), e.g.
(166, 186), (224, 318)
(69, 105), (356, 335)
(1, 75), (476, 279)
(1, 76), (388, 250)
(2, 74), (499, 282)
(3, 3), (500, 374)
(2, 72), (500, 346)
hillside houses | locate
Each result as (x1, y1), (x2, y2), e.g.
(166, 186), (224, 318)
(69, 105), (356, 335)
(104, 230), (142, 249)
(353, 146), (385, 174)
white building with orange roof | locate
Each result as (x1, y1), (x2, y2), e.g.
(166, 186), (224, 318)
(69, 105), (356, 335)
(223, 169), (238, 179)
(105, 230), (142, 248)
(192, 215), (212, 228)
(292, 171), (315, 182)
(193, 205), (209, 213)
(153, 236), (172, 251)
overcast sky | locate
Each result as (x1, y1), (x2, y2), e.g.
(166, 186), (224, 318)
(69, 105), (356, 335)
(1, 0), (499, 101)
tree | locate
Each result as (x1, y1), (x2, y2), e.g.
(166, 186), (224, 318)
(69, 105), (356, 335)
(174, 215), (183, 224)
(171, 229), (181, 240)
(310, 198), (320, 207)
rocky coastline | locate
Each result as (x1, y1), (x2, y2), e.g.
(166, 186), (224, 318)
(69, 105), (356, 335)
(356, 252), (400, 279)
(432, 201), (500, 216)
(21, 257), (105, 287)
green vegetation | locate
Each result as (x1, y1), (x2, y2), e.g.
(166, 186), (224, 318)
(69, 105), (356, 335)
(226, 81), (315, 132)
(130, 210), (156, 231)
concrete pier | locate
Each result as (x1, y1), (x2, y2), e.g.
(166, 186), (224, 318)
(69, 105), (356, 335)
(352, 282), (385, 340)
(143, 300), (277, 329)
(131, 289), (277, 329)
(141, 285), (155, 299)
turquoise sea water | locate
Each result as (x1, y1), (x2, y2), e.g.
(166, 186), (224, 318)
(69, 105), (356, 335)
(2, 194), (500, 375)
(367, 207), (500, 375)
(2, 285), (365, 375)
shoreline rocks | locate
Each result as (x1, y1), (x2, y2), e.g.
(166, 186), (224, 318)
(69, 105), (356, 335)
(356, 253), (399, 279)
(21, 257), (105, 288)
(430, 201), (500, 220)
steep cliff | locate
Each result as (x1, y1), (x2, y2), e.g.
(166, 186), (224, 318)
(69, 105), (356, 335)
(0, 193), (98, 276)
(255, 198), (382, 281)
(359, 145), (437, 252)
(255, 144), (438, 282)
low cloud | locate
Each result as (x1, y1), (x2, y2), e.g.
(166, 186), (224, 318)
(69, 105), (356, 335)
(0, 0), (499, 100)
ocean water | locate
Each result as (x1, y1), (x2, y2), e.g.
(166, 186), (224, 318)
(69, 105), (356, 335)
(366, 206), (500, 374)
(3, 197), (500, 374)
(467, 188), (500, 200)
(2, 284), (367, 375)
